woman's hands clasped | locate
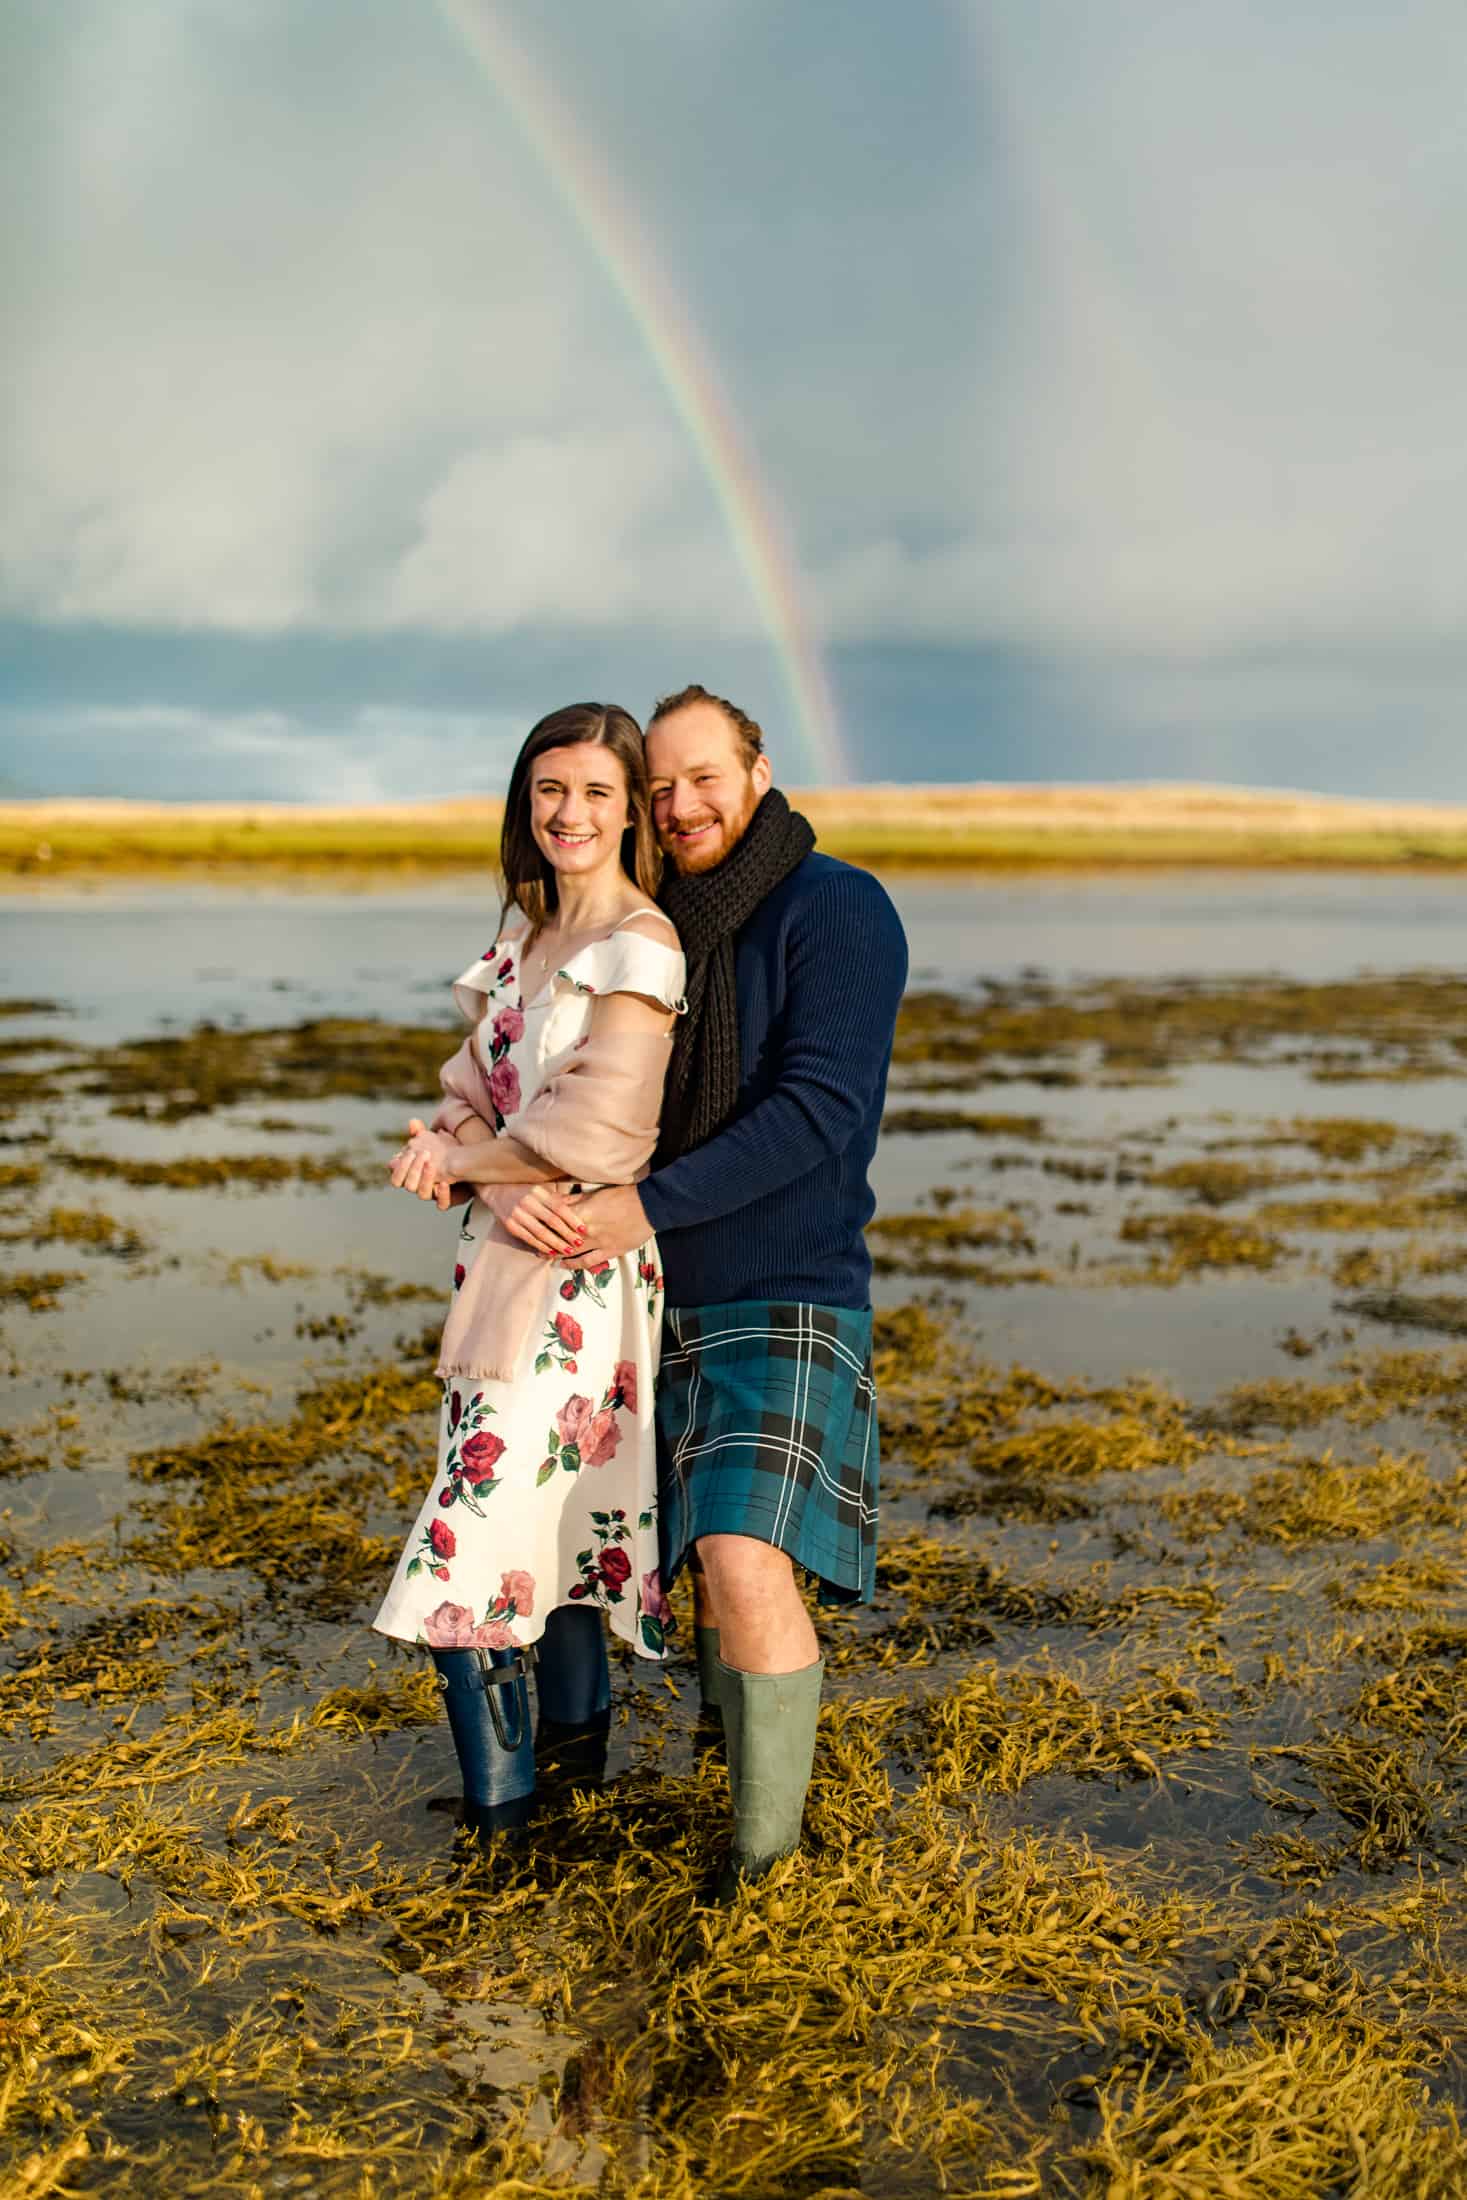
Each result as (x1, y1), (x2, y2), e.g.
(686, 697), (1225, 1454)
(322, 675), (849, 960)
(389, 1119), (457, 1202)
(388, 1118), (585, 1257)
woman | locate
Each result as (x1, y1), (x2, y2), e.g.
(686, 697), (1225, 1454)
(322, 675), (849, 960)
(374, 702), (685, 1836)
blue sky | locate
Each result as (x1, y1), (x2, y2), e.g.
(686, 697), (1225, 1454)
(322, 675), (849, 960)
(5, 1), (1467, 797)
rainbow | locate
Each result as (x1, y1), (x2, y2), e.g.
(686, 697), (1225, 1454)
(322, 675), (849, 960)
(436, 0), (848, 785)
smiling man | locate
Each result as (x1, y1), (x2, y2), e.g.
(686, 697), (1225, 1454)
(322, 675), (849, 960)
(568, 683), (908, 1890)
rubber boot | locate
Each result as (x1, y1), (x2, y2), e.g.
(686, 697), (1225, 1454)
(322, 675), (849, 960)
(431, 1645), (535, 1838)
(692, 1623), (726, 1762)
(695, 1625), (725, 1720)
(534, 1605), (611, 1792)
(717, 1656), (824, 1896)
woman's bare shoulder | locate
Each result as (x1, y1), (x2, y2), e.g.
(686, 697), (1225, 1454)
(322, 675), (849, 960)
(615, 904), (680, 950)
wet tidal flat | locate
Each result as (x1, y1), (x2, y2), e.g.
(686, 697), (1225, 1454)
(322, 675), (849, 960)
(7, 878), (1467, 2196)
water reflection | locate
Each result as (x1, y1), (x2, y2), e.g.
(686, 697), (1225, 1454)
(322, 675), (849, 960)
(11, 866), (1467, 1039)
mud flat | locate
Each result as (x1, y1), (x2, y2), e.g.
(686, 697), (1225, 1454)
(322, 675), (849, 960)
(13, 781), (1467, 876)
(5, 906), (1467, 2192)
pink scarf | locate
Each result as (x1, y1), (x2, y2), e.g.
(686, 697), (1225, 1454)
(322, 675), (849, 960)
(429, 1026), (671, 1382)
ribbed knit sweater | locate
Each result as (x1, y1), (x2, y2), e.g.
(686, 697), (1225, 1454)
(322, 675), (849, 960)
(638, 852), (908, 1309)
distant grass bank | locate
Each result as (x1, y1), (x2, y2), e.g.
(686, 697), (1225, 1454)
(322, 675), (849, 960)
(10, 786), (1467, 878)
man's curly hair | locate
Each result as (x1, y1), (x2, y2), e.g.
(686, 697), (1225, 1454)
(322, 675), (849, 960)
(647, 683), (764, 770)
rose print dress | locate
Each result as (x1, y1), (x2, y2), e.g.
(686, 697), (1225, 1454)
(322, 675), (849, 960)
(373, 917), (686, 1662)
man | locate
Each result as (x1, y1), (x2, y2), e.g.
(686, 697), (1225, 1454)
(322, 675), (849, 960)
(568, 684), (908, 1889)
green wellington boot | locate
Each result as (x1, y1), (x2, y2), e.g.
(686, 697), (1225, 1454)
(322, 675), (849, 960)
(693, 1623), (727, 1761)
(695, 1624), (725, 1719)
(716, 1656), (824, 1895)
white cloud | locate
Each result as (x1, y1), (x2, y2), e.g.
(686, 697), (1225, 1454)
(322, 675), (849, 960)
(7, 0), (1467, 673)
(1, 3), (744, 637)
(377, 427), (739, 633)
(5, 703), (525, 802)
(875, 0), (1467, 655)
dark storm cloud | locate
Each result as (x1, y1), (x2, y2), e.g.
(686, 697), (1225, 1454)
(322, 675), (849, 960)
(4, 2), (1466, 791)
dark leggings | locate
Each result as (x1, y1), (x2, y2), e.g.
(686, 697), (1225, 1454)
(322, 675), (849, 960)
(536, 1603), (610, 1727)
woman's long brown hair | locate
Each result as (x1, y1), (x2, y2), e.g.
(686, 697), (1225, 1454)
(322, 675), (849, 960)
(499, 702), (660, 936)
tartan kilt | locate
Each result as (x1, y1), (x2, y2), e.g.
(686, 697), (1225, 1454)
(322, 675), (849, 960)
(655, 1300), (879, 1606)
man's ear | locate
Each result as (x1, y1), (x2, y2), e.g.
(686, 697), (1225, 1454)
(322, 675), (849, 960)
(752, 753), (773, 798)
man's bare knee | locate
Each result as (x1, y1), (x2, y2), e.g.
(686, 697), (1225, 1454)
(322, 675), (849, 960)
(696, 1533), (793, 1598)
(694, 1535), (816, 1673)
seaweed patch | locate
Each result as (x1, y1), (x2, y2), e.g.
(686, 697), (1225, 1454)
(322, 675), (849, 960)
(5, 970), (1467, 2194)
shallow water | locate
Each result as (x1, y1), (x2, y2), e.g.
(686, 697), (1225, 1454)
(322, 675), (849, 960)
(6, 870), (1467, 2194)
(13, 863), (1467, 1034)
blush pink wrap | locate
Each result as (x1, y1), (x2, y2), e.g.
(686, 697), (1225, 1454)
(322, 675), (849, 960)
(430, 1018), (675, 1384)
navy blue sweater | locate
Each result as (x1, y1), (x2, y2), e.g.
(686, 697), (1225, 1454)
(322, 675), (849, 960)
(638, 852), (908, 1309)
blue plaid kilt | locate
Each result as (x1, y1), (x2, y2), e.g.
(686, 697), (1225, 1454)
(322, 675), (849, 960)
(655, 1300), (880, 1606)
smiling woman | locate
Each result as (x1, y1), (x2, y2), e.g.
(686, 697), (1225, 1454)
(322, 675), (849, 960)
(499, 702), (661, 930)
(373, 699), (685, 1839)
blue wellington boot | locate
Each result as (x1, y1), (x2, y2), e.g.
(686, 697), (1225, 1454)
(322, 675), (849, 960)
(534, 1605), (611, 1791)
(430, 1645), (535, 1838)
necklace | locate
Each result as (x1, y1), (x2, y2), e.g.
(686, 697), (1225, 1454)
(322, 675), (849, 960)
(519, 909), (625, 1004)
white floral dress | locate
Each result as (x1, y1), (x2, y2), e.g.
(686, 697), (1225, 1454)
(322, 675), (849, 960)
(373, 917), (686, 1662)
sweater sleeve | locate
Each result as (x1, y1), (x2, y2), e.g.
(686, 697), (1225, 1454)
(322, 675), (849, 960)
(637, 868), (908, 1233)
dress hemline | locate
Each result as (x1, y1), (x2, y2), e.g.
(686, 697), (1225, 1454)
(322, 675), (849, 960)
(368, 1604), (669, 1661)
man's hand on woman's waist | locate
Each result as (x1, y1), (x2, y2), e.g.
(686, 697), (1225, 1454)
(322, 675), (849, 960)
(563, 1183), (652, 1268)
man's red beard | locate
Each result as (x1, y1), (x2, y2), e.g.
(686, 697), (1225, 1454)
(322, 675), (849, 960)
(663, 815), (722, 872)
(661, 786), (760, 874)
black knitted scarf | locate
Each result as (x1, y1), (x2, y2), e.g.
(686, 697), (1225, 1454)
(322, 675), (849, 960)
(655, 788), (815, 1163)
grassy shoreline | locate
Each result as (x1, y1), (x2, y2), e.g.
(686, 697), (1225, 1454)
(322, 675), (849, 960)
(9, 785), (1467, 876)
